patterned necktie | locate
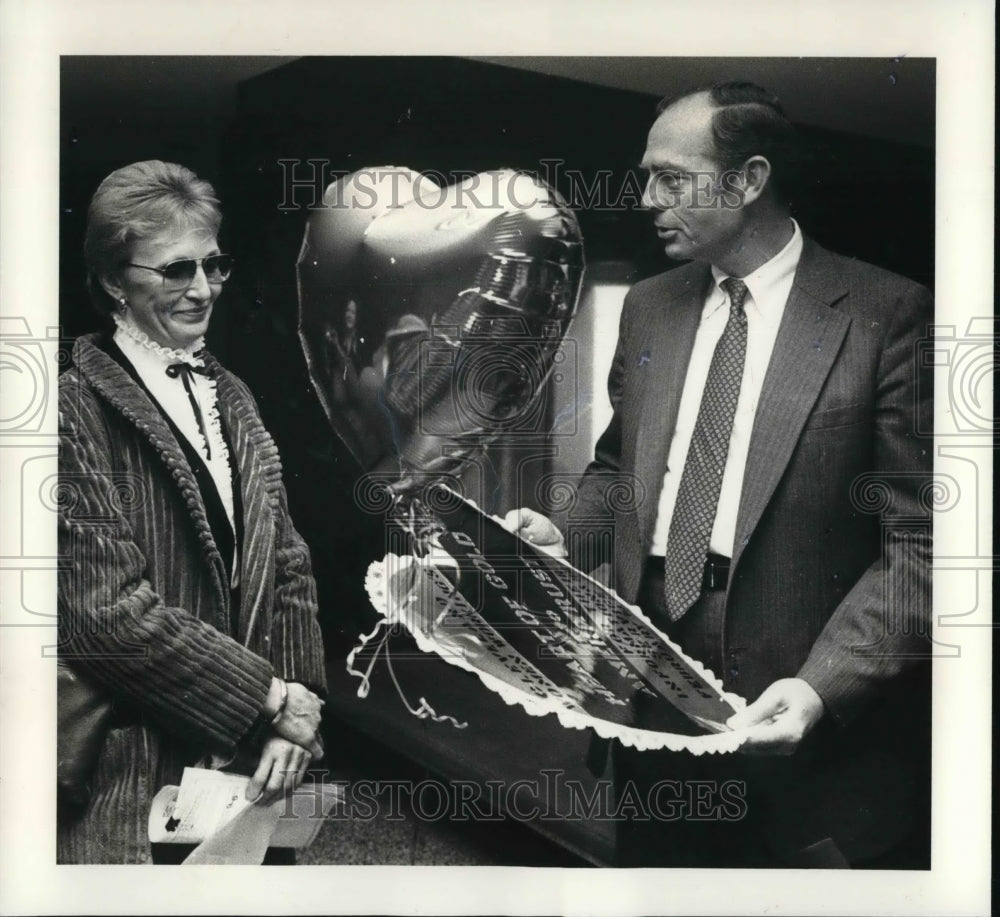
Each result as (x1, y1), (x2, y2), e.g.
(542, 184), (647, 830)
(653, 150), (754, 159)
(664, 277), (749, 621)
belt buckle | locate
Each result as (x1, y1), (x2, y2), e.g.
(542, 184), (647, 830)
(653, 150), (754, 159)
(706, 555), (729, 591)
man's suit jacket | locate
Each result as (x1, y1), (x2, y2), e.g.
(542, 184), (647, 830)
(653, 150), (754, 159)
(563, 237), (934, 862)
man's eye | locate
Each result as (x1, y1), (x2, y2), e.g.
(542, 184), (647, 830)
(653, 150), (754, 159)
(648, 172), (683, 196)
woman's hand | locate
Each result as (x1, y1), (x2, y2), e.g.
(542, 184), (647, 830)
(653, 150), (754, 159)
(263, 678), (325, 759)
(245, 735), (312, 805)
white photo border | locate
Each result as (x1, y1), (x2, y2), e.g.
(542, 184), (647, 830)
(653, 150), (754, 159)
(0, 0), (992, 914)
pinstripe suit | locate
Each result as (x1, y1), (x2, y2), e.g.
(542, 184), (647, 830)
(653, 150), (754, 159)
(565, 238), (934, 864)
(57, 334), (326, 863)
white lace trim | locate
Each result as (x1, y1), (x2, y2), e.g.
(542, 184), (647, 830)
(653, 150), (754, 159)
(363, 554), (750, 755)
(112, 311), (205, 366)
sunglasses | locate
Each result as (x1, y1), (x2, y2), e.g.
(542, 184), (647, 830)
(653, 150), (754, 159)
(125, 254), (234, 290)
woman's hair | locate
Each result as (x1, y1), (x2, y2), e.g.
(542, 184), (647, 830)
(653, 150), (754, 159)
(83, 160), (222, 316)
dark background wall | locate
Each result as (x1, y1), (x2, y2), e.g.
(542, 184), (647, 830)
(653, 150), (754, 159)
(59, 55), (935, 649)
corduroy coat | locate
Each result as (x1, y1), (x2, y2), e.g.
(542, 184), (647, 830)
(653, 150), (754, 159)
(57, 334), (326, 863)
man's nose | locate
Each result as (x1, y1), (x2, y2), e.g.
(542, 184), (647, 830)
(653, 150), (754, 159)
(641, 174), (663, 210)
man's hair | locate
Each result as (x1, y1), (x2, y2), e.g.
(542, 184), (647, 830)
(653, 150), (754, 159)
(656, 81), (799, 196)
(84, 160), (222, 317)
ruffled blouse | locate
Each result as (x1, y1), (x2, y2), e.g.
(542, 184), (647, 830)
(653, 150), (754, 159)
(112, 313), (239, 585)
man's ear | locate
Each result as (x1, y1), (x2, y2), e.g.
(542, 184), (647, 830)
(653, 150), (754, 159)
(738, 155), (773, 205)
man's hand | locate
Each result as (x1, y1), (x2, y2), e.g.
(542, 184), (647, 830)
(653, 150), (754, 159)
(264, 679), (325, 759)
(726, 678), (825, 755)
(246, 735), (312, 805)
(500, 508), (567, 556)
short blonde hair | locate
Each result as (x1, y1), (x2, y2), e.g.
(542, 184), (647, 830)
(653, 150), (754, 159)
(83, 160), (222, 316)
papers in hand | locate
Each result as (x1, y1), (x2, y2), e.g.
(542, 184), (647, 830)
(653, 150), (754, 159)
(148, 767), (343, 864)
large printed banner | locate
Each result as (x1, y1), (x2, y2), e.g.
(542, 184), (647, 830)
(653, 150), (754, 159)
(364, 491), (748, 754)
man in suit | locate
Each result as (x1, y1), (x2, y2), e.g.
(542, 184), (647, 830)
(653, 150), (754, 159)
(506, 82), (933, 867)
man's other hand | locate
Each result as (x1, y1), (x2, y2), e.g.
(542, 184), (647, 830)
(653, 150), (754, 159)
(500, 508), (567, 556)
(726, 677), (825, 755)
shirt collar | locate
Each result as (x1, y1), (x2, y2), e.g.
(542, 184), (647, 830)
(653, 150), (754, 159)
(708, 218), (803, 324)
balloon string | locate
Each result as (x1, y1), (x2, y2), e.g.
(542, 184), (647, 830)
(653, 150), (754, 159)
(346, 616), (390, 699)
(349, 495), (465, 725)
(384, 638), (467, 729)
(401, 493), (459, 632)
(347, 564), (466, 728)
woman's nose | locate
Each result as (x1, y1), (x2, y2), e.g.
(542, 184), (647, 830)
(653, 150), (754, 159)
(185, 263), (213, 299)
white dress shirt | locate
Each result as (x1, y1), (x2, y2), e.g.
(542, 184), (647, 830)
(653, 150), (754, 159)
(649, 219), (803, 558)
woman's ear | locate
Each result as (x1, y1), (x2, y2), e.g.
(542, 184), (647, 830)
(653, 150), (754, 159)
(98, 272), (126, 306)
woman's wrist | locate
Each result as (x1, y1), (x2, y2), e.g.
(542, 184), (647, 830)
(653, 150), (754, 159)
(262, 675), (285, 720)
(270, 678), (289, 726)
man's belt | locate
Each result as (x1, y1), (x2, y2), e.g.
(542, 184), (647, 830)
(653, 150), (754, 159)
(647, 553), (731, 592)
(701, 553), (730, 591)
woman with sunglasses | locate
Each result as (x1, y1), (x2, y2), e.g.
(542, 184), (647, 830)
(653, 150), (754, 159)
(57, 161), (326, 863)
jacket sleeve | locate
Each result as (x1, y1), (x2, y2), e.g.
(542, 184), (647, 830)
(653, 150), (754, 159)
(228, 375), (327, 697)
(58, 376), (274, 755)
(797, 282), (934, 726)
(264, 459), (327, 696)
(554, 288), (631, 575)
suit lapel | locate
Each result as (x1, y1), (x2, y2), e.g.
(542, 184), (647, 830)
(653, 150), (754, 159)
(730, 240), (851, 573)
(633, 265), (709, 544)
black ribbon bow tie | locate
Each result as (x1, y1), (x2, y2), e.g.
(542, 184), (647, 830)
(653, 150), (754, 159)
(166, 361), (213, 459)
(165, 351), (211, 377)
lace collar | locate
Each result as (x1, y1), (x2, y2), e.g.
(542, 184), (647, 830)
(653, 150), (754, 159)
(111, 311), (206, 368)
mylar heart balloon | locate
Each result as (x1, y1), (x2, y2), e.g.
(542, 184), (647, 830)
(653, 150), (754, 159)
(297, 167), (584, 495)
